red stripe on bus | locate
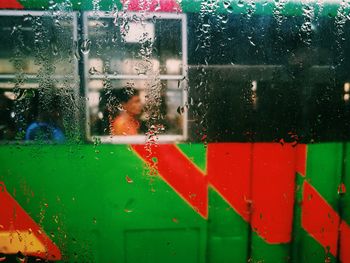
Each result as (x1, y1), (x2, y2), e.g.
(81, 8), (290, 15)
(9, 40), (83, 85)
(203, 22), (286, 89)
(132, 144), (208, 218)
(340, 220), (350, 263)
(0, 0), (24, 9)
(302, 181), (340, 256)
(0, 182), (61, 260)
(250, 143), (297, 243)
(122, 0), (182, 12)
(207, 143), (251, 221)
(133, 143), (350, 251)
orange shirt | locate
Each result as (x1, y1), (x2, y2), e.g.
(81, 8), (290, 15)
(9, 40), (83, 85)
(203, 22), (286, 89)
(112, 114), (140, 135)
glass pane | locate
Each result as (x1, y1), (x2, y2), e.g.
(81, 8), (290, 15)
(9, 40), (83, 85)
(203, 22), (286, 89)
(87, 16), (182, 76)
(0, 13), (78, 142)
(86, 13), (185, 139)
(88, 79), (183, 136)
(1, 2), (350, 263)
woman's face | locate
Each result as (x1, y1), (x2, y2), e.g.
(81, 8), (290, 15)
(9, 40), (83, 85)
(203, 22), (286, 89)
(123, 95), (142, 116)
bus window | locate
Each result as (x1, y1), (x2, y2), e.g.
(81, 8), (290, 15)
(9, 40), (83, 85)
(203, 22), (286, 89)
(0, 11), (79, 143)
(84, 12), (187, 143)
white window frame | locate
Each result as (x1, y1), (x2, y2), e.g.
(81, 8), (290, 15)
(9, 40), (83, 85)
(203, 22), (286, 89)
(83, 11), (188, 144)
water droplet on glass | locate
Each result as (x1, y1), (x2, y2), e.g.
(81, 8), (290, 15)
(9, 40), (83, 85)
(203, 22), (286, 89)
(223, 1), (234, 13)
(80, 39), (91, 55)
(51, 42), (58, 56)
(125, 176), (133, 184)
(237, 0), (244, 8)
(223, 0), (230, 9)
(124, 198), (135, 213)
(74, 41), (80, 60)
(89, 67), (99, 75)
(23, 14), (33, 22)
(16, 252), (27, 263)
(177, 106), (185, 115)
(338, 183), (346, 194)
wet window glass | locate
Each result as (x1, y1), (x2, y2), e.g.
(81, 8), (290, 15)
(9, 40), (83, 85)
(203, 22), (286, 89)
(0, 12), (78, 143)
(85, 13), (186, 142)
(0, 1), (350, 263)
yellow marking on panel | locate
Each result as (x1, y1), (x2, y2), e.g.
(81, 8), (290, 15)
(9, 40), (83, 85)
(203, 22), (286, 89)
(0, 231), (46, 254)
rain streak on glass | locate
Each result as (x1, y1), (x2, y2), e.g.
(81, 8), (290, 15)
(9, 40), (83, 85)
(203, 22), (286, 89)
(1, 1), (350, 263)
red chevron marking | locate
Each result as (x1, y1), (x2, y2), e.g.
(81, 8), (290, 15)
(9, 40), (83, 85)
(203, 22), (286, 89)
(302, 181), (341, 256)
(132, 143), (350, 254)
(340, 220), (350, 263)
(250, 143), (297, 243)
(207, 143), (251, 221)
(302, 181), (350, 262)
(0, 182), (61, 260)
(122, 0), (181, 12)
(133, 143), (304, 244)
(132, 144), (208, 217)
(0, 0), (23, 9)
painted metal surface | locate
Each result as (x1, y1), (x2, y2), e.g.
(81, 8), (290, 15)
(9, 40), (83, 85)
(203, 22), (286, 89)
(0, 0), (346, 17)
(0, 143), (349, 262)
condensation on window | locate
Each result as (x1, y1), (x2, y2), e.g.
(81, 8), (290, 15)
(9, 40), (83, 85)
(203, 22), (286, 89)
(0, 1), (350, 263)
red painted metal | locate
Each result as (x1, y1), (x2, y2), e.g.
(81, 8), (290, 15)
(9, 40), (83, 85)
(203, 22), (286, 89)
(207, 143), (251, 221)
(122, 0), (181, 12)
(0, 182), (61, 260)
(133, 143), (304, 244)
(133, 143), (350, 257)
(340, 220), (350, 263)
(302, 181), (341, 256)
(0, 0), (23, 9)
(251, 143), (297, 243)
(132, 144), (208, 218)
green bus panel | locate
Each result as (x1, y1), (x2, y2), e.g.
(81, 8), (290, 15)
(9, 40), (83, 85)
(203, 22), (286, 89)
(340, 143), (350, 260)
(1, 142), (350, 262)
(342, 143), (350, 226)
(306, 143), (343, 210)
(292, 143), (343, 263)
(207, 189), (249, 263)
(0, 144), (207, 263)
(250, 233), (290, 263)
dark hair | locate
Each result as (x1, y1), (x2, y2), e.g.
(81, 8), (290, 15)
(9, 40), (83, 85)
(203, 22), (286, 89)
(116, 87), (139, 104)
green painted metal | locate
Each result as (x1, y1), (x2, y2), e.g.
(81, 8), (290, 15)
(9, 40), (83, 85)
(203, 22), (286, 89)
(0, 144), (207, 262)
(14, 0), (347, 17)
(177, 143), (207, 172)
(306, 143), (343, 211)
(341, 143), (350, 227)
(207, 189), (249, 263)
(250, 232), (291, 263)
(291, 143), (343, 263)
(0, 142), (348, 262)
